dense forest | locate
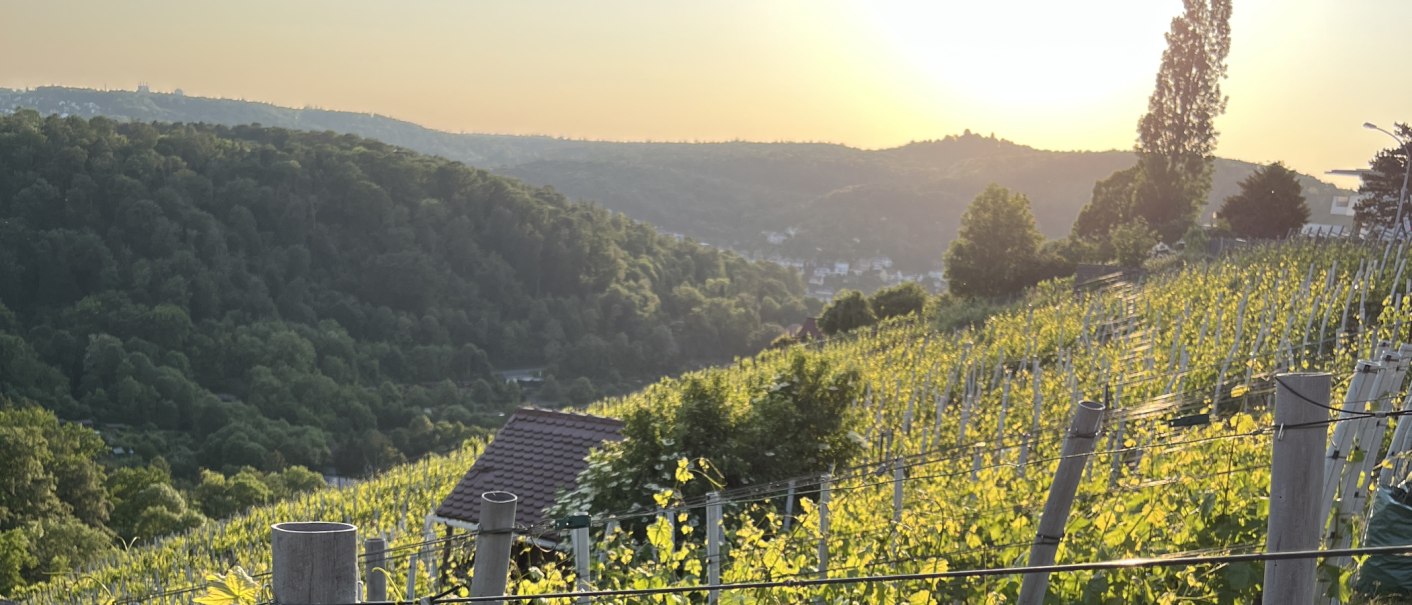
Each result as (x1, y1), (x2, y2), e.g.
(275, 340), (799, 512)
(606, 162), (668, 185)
(0, 87), (1351, 272)
(0, 110), (809, 480)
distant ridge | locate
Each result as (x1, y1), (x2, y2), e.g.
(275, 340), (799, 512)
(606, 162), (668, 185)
(1, 86), (1352, 271)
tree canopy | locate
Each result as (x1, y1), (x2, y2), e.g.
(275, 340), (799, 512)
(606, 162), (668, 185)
(1132, 0), (1233, 242)
(1069, 0), (1232, 247)
(944, 185), (1047, 298)
(1355, 123), (1411, 229)
(1218, 162), (1308, 239)
(551, 351), (861, 515)
(0, 111), (807, 479)
(818, 290), (876, 335)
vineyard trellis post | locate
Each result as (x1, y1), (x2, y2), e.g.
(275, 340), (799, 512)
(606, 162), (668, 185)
(1017, 399), (1105, 605)
(1266, 373), (1332, 605)
(892, 457), (904, 524)
(405, 551), (417, 600)
(470, 491), (518, 601)
(270, 521), (358, 605)
(707, 491), (722, 605)
(817, 473), (832, 581)
(783, 479), (797, 532)
(1320, 361), (1379, 533)
(571, 524), (590, 605)
(365, 537), (387, 602)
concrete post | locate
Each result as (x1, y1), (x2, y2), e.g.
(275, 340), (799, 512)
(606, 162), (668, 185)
(1264, 373), (1330, 605)
(364, 537), (387, 602)
(1017, 399), (1105, 605)
(470, 491), (518, 602)
(271, 521), (358, 605)
(571, 526), (590, 605)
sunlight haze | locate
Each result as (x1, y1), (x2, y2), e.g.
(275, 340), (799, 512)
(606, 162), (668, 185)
(3, 0), (1407, 183)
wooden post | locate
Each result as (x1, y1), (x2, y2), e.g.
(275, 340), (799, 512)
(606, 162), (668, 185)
(706, 492), (723, 605)
(571, 526), (590, 605)
(1264, 373), (1331, 605)
(783, 480), (797, 532)
(271, 521), (358, 605)
(892, 458), (905, 524)
(470, 491), (518, 602)
(364, 537), (387, 603)
(405, 554), (417, 600)
(817, 474), (831, 580)
(1017, 399), (1105, 605)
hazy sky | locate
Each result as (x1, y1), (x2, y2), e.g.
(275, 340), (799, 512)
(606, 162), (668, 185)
(2, 0), (1408, 186)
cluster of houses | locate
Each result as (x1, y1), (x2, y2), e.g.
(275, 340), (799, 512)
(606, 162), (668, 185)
(745, 249), (944, 300)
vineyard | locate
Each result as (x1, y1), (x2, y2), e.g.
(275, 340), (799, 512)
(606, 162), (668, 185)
(21, 237), (1412, 604)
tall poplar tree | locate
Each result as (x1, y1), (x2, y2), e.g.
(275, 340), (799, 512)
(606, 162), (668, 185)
(1070, 0), (1233, 245)
(1133, 0), (1234, 241)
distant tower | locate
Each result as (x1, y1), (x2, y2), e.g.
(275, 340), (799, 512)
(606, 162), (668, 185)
(137, 82), (150, 94)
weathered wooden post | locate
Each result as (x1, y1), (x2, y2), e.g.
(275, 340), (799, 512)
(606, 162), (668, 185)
(1017, 399), (1105, 605)
(706, 492), (723, 605)
(1264, 372), (1330, 605)
(364, 537), (387, 602)
(271, 522), (358, 604)
(470, 491), (518, 602)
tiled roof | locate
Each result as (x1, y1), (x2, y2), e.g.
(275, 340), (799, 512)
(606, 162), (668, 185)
(433, 408), (623, 532)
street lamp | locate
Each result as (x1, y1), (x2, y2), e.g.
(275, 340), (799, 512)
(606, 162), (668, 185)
(1364, 122), (1412, 236)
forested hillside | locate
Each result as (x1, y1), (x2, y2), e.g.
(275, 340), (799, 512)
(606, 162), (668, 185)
(0, 87), (1351, 272)
(0, 111), (807, 479)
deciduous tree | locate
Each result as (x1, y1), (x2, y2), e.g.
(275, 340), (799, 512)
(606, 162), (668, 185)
(944, 185), (1045, 298)
(1218, 162), (1308, 238)
(818, 290), (875, 335)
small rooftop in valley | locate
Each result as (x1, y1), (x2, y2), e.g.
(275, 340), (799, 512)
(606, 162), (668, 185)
(430, 408), (623, 535)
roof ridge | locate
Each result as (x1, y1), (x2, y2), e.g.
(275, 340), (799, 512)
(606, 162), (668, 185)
(513, 406), (623, 425)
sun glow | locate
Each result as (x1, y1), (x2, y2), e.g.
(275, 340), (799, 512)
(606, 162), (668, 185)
(851, 1), (1172, 114)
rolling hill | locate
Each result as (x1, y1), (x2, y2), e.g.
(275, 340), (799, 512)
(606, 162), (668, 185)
(0, 111), (807, 483)
(1, 87), (1353, 272)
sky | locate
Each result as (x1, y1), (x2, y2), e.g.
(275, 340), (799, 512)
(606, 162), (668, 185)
(2, 0), (1408, 186)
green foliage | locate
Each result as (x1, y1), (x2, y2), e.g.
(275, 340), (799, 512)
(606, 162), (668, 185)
(1111, 220), (1159, 268)
(194, 469), (272, 519)
(554, 351), (860, 515)
(870, 282), (928, 320)
(0, 112), (806, 480)
(819, 290), (876, 335)
(1218, 162), (1308, 238)
(0, 529), (34, 597)
(27, 238), (1412, 604)
(0, 88), (1354, 277)
(1355, 123), (1411, 228)
(1073, 165), (1141, 242)
(1132, 0), (1233, 241)
(192, 568), (260, 605)
(944, 184), (1047, 298)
